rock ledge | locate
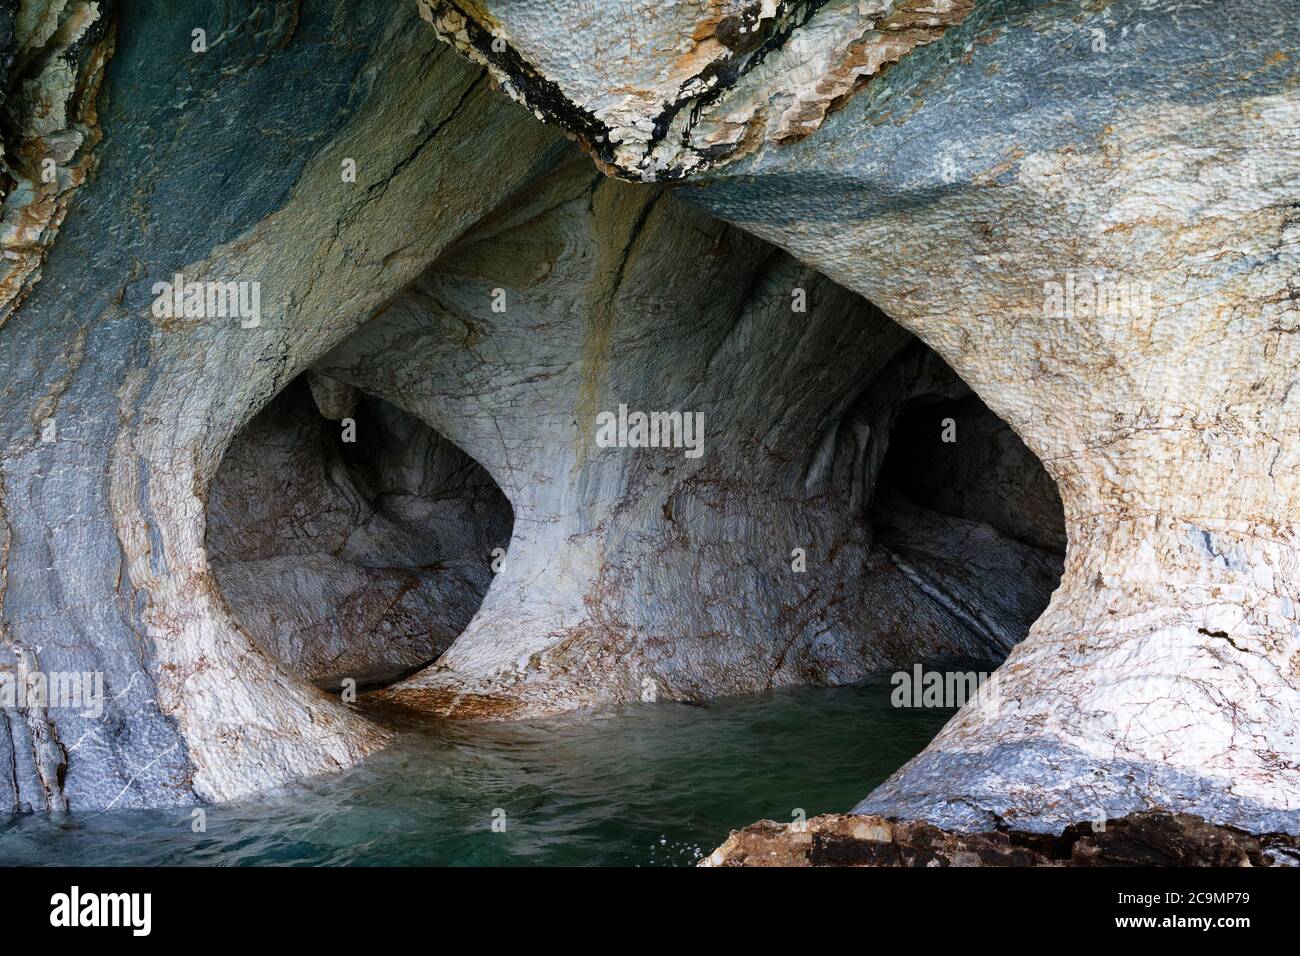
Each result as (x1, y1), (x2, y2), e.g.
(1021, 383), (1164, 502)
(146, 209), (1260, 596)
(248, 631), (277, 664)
(700, 811), (1300, 867)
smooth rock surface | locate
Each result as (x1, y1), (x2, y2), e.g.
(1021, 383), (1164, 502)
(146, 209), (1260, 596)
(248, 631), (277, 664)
(6, 0), (1295, 840)
(207, 379), (512, 689)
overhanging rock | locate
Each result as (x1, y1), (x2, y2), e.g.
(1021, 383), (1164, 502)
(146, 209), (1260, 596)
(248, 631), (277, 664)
(417, 0), (1300, 833)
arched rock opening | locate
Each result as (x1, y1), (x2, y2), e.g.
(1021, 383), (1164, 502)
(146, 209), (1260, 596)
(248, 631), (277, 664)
(290, 156), (1067, 717)
(0, 1), (569, 812)
(869, 356), (1067, 662)
(3, 0), (1295, 844)
(206, 375), (513, 692)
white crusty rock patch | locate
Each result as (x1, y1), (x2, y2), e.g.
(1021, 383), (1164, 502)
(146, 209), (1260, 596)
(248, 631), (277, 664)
(416, 0), (972, 181)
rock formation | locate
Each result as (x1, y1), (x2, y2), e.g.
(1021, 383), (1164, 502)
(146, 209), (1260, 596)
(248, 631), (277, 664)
(314, 154), (1061, 716)
(0, 0), (1295, 849)
(0, 0), (1059, 813)
(0, 1), (566, 811)
(413, 0), (1300, 836)
(0, 1), (113, 324)
(207, 378), (512, 690)
(701, 810), (1300, 867)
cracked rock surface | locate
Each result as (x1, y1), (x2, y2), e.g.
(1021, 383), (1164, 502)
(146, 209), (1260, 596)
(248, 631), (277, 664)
(0, 0), (113, 325)
(420, 0), (974, 181)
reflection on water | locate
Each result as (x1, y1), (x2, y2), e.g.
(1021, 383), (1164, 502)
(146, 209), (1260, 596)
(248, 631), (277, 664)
(0, 676), (953, 866)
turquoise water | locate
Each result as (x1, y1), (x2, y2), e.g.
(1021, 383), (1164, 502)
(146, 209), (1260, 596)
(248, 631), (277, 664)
(0, 677), (953, 866)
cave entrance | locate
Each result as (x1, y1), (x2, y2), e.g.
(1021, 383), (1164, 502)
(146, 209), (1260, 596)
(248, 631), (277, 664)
(865, 354), (1066, 667)
(205, 373), (513, 692)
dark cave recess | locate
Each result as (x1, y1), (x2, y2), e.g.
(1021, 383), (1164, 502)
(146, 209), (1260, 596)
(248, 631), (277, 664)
(205, 376), (513, 690)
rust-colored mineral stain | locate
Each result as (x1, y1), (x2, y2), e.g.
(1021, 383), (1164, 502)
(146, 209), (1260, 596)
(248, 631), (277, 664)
(369, 685), (523, 719)
(702, 811), (1298, 867)
(771, 0), (975, 144)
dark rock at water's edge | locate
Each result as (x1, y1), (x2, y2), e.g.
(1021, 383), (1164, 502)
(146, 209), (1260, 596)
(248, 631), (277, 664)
(701, 811), (1300, 867)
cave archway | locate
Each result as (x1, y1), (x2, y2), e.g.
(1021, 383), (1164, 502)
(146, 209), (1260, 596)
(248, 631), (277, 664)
(266, 161), (1073, 716)
(867, 356), (1067, 667)
(205, 373), (513, 692)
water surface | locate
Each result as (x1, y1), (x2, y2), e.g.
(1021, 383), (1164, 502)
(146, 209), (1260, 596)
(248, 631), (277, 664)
(1, 676), (952, 866)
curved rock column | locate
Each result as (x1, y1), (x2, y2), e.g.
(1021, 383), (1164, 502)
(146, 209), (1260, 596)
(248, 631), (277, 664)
(420, 0), (1300, 830)
(0, 1), (565, 810)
